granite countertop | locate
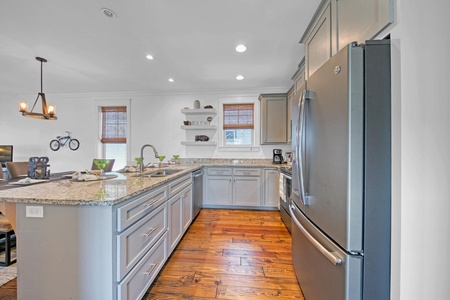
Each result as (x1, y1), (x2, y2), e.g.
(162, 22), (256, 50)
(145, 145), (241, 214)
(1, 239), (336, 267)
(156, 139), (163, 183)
(0, 159), (289, 206)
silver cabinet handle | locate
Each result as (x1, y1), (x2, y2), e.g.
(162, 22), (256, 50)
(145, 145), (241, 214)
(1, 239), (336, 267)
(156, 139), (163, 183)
(290, 203), (342, 265)
(144, 262), (158, 276)
(146, 197), (163, 207)
(143, 227), (158, 237)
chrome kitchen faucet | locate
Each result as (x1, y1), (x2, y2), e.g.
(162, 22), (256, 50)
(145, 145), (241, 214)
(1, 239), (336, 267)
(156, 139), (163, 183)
(139, 144), (159, 173)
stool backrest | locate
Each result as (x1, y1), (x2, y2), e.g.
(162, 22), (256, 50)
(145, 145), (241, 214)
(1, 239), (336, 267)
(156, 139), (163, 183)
(5, 161), (29, 179)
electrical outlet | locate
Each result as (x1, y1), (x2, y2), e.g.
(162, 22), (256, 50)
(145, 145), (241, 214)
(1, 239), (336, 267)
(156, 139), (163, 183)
(26, 206), (44, 218)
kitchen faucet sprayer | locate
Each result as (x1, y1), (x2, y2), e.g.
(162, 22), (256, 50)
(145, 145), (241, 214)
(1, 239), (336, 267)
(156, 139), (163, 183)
(139, 144), (159, 173)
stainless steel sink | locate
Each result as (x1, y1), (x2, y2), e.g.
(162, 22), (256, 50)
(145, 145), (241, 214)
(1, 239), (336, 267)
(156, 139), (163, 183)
(148, 169), (183, 177)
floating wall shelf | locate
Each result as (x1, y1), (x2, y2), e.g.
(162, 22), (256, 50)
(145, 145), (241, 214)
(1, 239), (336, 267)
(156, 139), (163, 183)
(181, 125), (217, 130)
(181, 141), (217, 146)
(181, 109), (217, 115)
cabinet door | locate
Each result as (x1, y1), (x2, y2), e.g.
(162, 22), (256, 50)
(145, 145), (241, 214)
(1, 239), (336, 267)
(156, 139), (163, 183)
(168, 195), (182, 254)
(205, 176), (233, 205)
(233, 177), (261, 207)
(287, 89), (294, 144)
(338, 0), (393, 48)
(259, 94), (287, 144)
(304, 3), (333, 78)
(264, 169), (279, 208)
(181, 187), (192, 233)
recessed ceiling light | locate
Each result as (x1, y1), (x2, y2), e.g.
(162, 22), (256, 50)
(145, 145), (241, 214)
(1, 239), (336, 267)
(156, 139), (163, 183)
(235, 44), (247, 53)
(101, 8), (116, 18)
(236, 75), (244, 80)
(168, 78), (174, 82)
(146, 54), (154, 60)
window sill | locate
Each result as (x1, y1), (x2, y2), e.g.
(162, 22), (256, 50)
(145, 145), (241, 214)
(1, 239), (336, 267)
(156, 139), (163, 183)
(217, 146), (260, 152)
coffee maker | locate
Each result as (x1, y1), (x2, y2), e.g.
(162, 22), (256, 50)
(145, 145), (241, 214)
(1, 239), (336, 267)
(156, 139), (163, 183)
(273, 149), (284, 164)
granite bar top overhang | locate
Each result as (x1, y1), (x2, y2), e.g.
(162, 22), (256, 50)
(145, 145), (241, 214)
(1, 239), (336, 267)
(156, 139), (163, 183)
(0, 159), (289, 206)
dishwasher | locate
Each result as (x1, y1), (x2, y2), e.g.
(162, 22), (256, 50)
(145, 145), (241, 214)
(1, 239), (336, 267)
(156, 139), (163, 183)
(192, 169), (204, 218)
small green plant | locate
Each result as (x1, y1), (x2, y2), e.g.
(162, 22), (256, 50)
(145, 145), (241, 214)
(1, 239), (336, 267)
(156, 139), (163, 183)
(94, 159), (109, 170)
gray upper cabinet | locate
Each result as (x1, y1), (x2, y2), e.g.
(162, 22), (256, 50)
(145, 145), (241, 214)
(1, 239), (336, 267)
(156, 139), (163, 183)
(300, 0), (393, 78)
(337, 0), (393, 49)
(301, 2), (335, 79)
(259, 93), (287, 144)
(287, 87), (294, 144)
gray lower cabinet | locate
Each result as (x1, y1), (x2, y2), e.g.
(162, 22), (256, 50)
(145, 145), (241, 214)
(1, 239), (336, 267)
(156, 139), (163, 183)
(117, 232), (168, 300)
(263, 168), (279, 208)
(168, 192), (182, 253)
(204, 168), (233, 205)
(232, 168), (261, 207)
(168, 175), (193, 254)
(204, 167), (277, 209)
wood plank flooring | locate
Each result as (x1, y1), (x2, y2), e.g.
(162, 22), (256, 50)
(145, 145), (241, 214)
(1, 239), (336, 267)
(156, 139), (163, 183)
(0, 209), (303, 300)
(144, 209), (304, 299)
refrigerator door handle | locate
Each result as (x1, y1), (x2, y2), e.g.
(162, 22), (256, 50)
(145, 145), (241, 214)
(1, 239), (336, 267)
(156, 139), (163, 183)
(290, 202), (343, 266)
(292, 92), (302, 198)
(297, 90), (310, 205)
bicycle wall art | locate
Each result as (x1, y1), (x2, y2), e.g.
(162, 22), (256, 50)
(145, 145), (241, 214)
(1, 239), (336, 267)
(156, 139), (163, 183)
(49, 131), (80, 151)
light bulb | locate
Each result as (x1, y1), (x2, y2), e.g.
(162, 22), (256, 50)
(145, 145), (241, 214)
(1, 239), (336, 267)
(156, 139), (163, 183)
(19, 102), (28, 112)
(47, 105), (56, 115)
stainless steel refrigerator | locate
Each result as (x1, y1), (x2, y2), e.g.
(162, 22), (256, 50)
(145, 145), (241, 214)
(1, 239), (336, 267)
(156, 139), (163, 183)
(290, 40), (391, 300)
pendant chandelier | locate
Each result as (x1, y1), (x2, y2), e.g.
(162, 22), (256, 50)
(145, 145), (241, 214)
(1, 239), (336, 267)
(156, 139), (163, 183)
(18, 57), (57, 120)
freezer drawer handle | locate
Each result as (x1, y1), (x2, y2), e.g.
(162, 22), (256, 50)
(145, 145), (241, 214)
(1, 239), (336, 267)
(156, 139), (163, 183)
(290, 204), (343, 266)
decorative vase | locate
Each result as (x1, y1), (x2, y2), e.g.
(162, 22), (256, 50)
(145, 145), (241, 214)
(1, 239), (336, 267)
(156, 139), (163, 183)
(194, 100), (200, 109)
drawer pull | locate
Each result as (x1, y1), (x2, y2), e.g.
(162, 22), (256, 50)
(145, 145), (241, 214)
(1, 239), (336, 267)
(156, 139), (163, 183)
(143, 227), (158, 237)
(146, 197), (163, 207)
(243, 171), (251, 175)
(144, 262), (158, 276)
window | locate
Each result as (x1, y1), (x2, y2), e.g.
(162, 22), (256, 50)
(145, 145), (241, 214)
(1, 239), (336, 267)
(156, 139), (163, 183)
(100, 106), (127, 170)
(223, 103), (254, 145)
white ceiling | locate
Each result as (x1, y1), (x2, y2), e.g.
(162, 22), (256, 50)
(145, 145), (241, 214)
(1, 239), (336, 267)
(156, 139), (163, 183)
(0, 0), (320, 96)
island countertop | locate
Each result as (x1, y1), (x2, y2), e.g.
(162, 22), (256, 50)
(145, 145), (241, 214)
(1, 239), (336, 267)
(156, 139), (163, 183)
(0, 160), (288, 206)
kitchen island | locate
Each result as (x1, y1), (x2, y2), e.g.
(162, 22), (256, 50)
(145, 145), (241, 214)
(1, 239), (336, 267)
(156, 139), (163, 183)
(0, 160), (286, 300)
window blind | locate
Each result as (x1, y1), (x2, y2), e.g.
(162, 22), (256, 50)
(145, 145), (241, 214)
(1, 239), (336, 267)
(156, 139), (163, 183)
(101, 106), (127, 144)
(223, 104), (254, 129)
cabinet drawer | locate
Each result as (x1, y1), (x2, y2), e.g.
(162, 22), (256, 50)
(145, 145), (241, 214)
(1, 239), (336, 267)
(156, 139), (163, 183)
(233, 168), (261, 177)
(207, 168), (232, 176)
(116, 202), (168, 281)
(117, 185), (168, 232)
(117, 232), (168, 300)
(169, 174), (192, 198)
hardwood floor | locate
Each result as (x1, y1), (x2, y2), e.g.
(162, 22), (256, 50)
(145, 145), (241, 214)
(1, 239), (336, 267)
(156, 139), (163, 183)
(0, 277), (16, 300)
(0, 209), (303, 300)
(144, 209), (304, 299)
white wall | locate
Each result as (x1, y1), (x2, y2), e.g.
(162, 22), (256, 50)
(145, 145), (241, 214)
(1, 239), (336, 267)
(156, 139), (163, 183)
(0, 90), (291, 172)
(389, 0), (450, 299)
